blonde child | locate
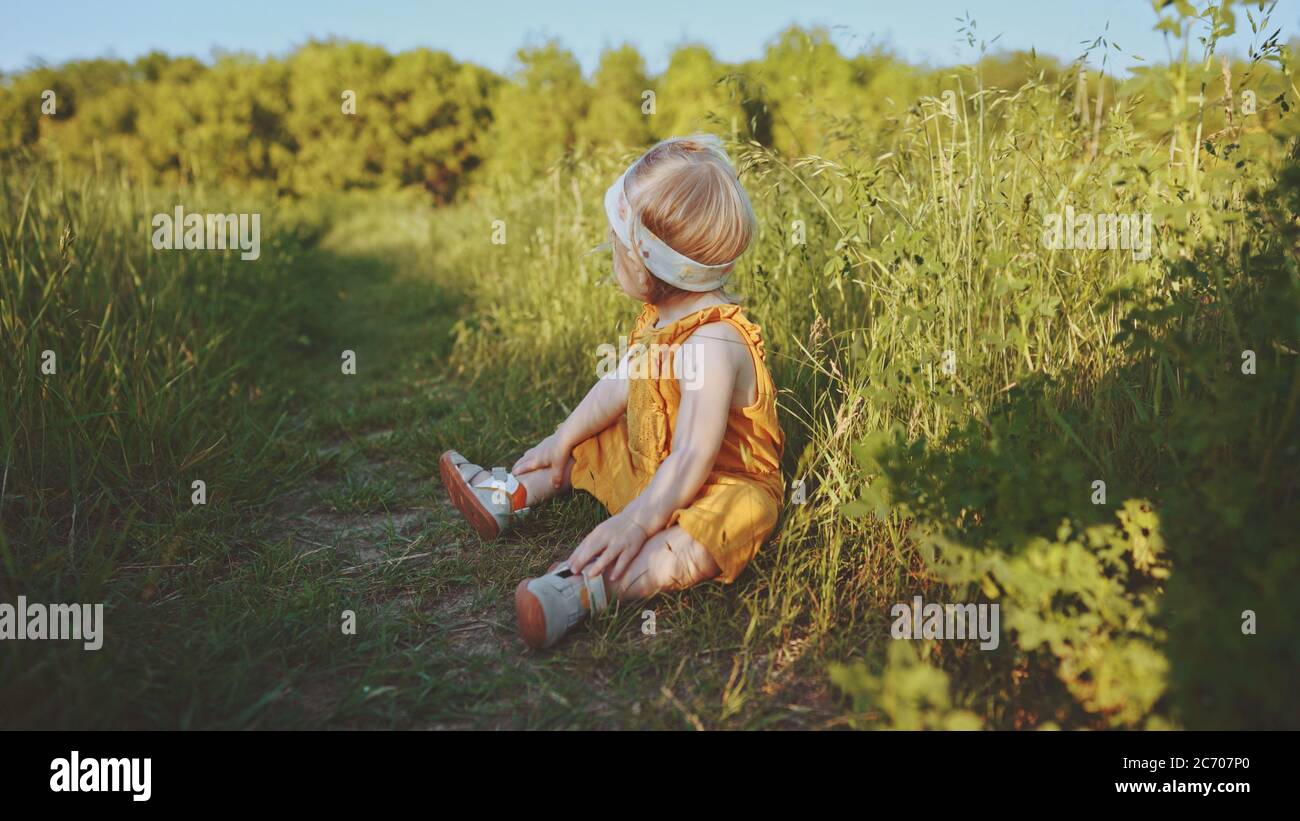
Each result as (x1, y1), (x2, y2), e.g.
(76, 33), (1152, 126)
(439, 134), (784, 649)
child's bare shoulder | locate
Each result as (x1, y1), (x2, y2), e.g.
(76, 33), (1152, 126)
(686, 319), (759, 379)
(683, 321), (758, 405)
(683, 319), (747, 360)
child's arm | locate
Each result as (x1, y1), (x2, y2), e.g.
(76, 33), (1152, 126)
(568, 324), (743, 580)
(512, 350), (632, 487)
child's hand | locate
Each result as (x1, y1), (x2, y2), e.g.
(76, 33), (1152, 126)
(567, 512), (651, 582)
(512, 432), (572, 489)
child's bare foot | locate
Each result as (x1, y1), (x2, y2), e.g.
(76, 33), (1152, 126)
(438, 450), (529, 540)
(514, 562), (609, 649)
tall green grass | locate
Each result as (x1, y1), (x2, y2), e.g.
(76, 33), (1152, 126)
(427, 40), (1298, 727)
(1, 160), (314, 572)
(0, 160), (349, 726)
(2, 3), (1295, 729)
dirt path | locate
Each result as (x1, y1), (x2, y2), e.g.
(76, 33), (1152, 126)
(248, 220), (839, 729)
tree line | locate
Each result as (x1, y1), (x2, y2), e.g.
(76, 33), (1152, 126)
(2, 26), (1294, 201)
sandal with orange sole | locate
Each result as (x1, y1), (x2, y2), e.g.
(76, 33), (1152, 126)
(515, 562), (609, 650)
(438, 450), (530, 541)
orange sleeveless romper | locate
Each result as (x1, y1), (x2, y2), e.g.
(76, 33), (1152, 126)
(570, 303), (785, 583)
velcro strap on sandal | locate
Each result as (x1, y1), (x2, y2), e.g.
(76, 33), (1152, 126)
(584, 573), (608, 613)
(472, 468), (528, 512)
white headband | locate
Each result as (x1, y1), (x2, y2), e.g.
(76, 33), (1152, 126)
(603, 137), (740, 293)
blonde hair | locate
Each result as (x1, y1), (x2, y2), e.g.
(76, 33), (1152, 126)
(624, 135), (756, 302)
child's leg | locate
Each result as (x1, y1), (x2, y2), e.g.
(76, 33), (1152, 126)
(514, 525), (719, 649)
(604, 526), (721, 600)
(515, 457), (576, 507)
(452, 456), (574, 507)
(440, 450), (575, 541)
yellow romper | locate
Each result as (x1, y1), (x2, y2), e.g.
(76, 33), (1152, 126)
(570, 303), (785, 583)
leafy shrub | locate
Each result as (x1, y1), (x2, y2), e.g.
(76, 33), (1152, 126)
(841, 157), (1299, 729)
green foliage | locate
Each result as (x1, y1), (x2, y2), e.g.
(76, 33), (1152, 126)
(576, 45), (654, 150)
(428, 3), (1297, 729)
(482, 42), (592, 183)
(4, 5), (1298, 728)
(1115, 155), (1300, 728)
(654, 45), (770, 143)
(839, 129), (1298, 731)
(830, 641), (984, 730)
(5, 18), (1297, 200)
(0, 42), (498, 202)
(0, 162), (325, 583)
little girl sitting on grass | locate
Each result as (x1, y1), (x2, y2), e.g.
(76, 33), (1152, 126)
(439, 134), (784, 649)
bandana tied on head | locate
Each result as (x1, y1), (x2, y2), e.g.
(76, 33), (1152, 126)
(604, 135), (741, 293)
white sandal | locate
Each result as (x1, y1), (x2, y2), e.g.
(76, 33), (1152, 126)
(438, 450), (530, 540)
(515, 562), (609, 650)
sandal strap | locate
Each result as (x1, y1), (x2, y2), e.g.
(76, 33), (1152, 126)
(585, 573), (609, 613)
(470, 467), (528, 513)
(452, 455), (483, 483)
(471, 467), (518, 493)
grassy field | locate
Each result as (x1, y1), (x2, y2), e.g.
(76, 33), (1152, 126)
(3, 11), (1299, 728)
(0, 183), (878, 729)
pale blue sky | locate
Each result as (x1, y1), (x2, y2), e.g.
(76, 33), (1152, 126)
(4, 0), (1298, 76)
